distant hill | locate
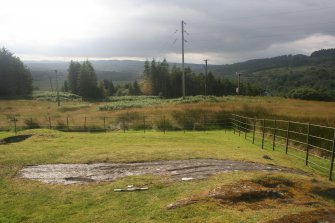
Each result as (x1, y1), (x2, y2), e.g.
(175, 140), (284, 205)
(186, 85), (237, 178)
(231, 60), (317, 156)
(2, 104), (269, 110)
(26, 60), (144, 90)
(211, 49), (335, 97)
(25, 49), (335, 97)
(211, 49), (335, 75)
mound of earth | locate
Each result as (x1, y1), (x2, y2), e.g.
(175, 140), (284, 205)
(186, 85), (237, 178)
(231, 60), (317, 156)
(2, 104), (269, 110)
(18, 159), (305, 184)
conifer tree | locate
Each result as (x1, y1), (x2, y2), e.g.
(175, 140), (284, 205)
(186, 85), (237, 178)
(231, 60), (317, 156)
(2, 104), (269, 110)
(0, 48), (32, 97)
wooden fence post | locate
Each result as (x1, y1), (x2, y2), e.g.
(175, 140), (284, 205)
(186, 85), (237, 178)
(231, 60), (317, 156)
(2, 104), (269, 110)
(261, 119), (265, 149)
(103, 117), (106, 131)
(84, 117), (87, 130)
(285, 121), (291, 154)
(13, 116), (17, 134)
(238, 116), (241, 136)
(123, 118), (126, 133)
(329, 128), (335, 181)
(244, 117), (247, 139)
(224, 117), (226, 133)
(48, 116), (52, 129)
(305, 123), (310, 166)
(272, 119), (276, 151)
(224, 115), (228, 133)
(203, 114), (206, 132)
(163, 115), (166, 134)
(233, 114), (236, 134)
(252, 119), (256, 144)
(66, 116), (69, 130)
(183, 114), (186, 133)
(143, 115), (146, 134)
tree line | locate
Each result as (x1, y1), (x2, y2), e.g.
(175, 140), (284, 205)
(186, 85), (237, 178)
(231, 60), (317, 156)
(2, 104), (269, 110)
(0, 48), (264, 99)
(142, 59), (264, 98)
(0, 48), (32, 97)
(65, 60), (142, 99)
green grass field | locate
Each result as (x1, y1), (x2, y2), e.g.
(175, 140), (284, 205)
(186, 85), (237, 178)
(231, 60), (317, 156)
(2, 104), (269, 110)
(1, 129), (334, 223)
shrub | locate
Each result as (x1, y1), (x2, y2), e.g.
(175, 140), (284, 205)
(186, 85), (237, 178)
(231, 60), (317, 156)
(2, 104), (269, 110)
(32, 91), (82, 101)
(287, 87), (333, 101)
(24, 118), (40, 129)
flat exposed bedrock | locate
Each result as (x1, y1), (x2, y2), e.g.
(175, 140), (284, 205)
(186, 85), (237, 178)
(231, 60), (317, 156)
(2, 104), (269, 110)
(18, 159), (306, 185)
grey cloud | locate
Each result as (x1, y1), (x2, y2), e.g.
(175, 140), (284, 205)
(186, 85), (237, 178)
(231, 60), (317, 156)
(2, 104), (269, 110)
(12, 0), (335, 63)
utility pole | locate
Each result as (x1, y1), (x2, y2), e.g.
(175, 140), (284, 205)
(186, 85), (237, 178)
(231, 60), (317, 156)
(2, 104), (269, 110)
(55, 70), (60, 107)
(236, 72), (241, 95)
(204, 59), (208, 96)
(49, 76), (54, 92)
(181, 20), (186, 99)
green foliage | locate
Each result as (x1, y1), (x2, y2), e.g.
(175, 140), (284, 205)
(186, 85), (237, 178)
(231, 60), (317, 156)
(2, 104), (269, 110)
(311, 48), (335, 58)
(132, 80), (141, 95)
(78, 61), (100, 99)
(67, 61), (81, 94)
(32, 91), (82, 101)
(287, 87), (333, 101)
(99, 95), (220, 111)
(67, 60), (104, 100)
(99, 96), (162, 110)
(246, 65), (335, 98)
(0, 48), (33, 97)
(143, 59), (264, 98)
(211, 49), (335, 100)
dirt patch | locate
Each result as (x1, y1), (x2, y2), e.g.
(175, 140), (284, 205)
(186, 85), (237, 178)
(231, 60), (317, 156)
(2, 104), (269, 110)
(18, 159), (306, 184)
(207, 180), (293, 209)
(167, 176), (330, 211)
(266, 209), (335, 223)
(0, 134), (33, 144)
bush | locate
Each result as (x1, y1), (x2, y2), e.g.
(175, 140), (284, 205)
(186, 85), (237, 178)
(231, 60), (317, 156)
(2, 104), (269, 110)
(32, 91), (82, 101)
(287, 87), (333, 101)
(24, 118), (40, 129)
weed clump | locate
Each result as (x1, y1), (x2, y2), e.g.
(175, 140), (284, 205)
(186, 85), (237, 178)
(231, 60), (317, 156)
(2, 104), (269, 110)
(252, 175), (294, 188)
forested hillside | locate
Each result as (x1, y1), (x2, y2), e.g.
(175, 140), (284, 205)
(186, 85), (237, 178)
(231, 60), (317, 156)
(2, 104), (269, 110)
(214, 49), (335, 100)
(25, 49), (335, 100)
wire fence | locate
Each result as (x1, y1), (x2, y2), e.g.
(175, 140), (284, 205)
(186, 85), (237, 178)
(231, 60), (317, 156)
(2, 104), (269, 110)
(231, 114), (335, 181)
(1, 112), (334, 181)
(0, 113), (232, 133)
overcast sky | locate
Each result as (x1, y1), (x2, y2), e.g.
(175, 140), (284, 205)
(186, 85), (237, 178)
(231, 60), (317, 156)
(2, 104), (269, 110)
(1, 0), (335, 64)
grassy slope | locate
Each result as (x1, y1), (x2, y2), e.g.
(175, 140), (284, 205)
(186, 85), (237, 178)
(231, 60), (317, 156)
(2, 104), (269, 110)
(0, 129), (334, 223)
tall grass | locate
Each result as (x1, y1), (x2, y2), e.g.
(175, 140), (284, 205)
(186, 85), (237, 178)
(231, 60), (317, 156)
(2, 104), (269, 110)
(1, 96), (335, 131)
(99, 95), (219, 111)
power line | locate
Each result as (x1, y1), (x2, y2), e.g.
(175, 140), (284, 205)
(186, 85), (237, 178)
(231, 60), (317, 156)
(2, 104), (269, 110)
(155, 29), (180, 59)
(204, 59), (209, 96)
(236, 72), (241, 95)
(55, 70), (60, 107)
(181, 20), (186, 98)
(49, 75), (54, 92)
